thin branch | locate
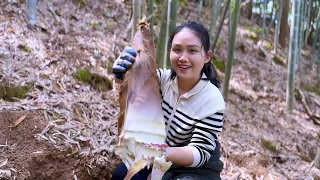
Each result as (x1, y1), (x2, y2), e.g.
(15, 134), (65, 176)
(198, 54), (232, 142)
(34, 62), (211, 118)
(297, 88), (320, 125)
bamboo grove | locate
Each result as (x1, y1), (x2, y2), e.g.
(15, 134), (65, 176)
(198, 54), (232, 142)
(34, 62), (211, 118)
(126, 0), (320, 112)
(26, 0), (320, 111)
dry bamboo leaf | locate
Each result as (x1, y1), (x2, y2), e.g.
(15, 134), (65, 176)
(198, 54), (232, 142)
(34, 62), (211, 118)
(53, 83), (67, 93)
(0, 159), (8, 168)
(13, 114), (28, 127)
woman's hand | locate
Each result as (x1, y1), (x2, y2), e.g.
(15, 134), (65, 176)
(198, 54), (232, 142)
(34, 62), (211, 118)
(112, 46), (136, 80)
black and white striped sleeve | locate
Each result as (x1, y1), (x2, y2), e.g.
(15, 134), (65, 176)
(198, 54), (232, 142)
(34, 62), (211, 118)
(188, 110), (224, 167)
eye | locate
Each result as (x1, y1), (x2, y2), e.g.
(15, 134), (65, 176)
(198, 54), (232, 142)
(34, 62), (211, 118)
(172, 48), (181, 53)
(189, 49), (198, 54)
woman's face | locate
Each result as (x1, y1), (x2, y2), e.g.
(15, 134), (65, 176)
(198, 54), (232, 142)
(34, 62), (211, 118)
(170, 28), (211, 84)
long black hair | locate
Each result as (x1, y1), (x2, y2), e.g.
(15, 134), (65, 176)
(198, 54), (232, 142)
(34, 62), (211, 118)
(168, 21), (220, 89)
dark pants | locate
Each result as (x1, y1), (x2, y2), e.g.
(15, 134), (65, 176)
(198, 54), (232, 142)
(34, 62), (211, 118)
(112, 141), (222, 180)
(111, 163), (151, 180)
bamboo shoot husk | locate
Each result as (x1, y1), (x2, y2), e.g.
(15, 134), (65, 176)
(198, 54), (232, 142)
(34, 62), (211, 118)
(115, 21), (172, 180)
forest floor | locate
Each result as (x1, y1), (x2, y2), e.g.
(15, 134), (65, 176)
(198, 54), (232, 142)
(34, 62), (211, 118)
(1, 0), (320, 180)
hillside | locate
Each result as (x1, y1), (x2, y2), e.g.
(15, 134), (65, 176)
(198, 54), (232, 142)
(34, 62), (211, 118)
(0, 1), (320, 179)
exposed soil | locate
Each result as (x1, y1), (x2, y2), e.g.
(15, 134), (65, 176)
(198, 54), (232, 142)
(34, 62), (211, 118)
(0, 110), (111, 180)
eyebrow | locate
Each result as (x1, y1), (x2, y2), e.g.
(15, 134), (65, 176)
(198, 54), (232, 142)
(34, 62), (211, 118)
(172, 44), (201, 48)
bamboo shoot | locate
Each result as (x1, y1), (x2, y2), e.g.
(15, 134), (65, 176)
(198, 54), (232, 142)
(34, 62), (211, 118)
(116, 21), (172, 180)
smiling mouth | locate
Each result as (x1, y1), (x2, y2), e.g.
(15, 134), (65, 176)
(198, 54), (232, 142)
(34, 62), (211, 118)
(178, 65), (191, 69)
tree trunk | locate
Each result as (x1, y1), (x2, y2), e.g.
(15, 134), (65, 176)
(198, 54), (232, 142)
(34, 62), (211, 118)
(302, 0), (307, 49)
(251, 0), (255, 22)
(279, 0), (289, 48)
(248, 0), (252, 20)
(222, 0), (240, 100)
(211, 0), (231, 51)
(311, 12), (320, 66)
(274, 0), (283, 54)
(267, 0), (276, 35)
(286, 0), (301, 111)
(304, 0), (312, 46)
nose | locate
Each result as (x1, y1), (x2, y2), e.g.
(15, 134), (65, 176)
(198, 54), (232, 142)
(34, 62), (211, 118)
(178, 51), (189, 62)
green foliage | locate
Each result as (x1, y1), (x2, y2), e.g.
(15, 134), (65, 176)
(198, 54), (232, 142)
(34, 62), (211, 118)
(18, 44), (32, 53)
(216, 39), (223, 49)
(72, 0), (85, 8)
(0, 84), (32, 102)
(178, 0), (188, 6)
(273, 55), (286, 66)
(301, 81), (320, 95)
(263, 41), (273, 51)
(211, 56), (225, 72)
(245, 26), (263, 34)
(241, 106), (248, 112)
(75, 69), (92, 83)
(75, 69), (113, 92)
(254, 27), (263, 34)
(91, 23), (98, 29)
(244, 26), (251, 30)
(249, 32), (258, 41)
(261, 139), (278, 153)
(106, 59), (114, 74)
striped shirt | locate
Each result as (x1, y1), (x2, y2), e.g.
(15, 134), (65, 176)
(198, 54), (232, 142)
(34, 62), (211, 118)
(157, 68), (225, 168)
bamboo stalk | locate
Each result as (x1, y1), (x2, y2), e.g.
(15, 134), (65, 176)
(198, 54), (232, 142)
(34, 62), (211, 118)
(167, 0), (178, 68)
(132, 0), (141, 41)
(197, 0), (203, 21)
(163, 0), (171, 69)
(286, 0), (301, 111)
(222, 0), (240, 100)
(156, 0), (168, 68)
(209, 0), (218, 40)
(262, 0), (267, 37)
(297, 0), (304, 69)
(211, 0), (231, 51)
(148, 0), (155, 42)
(314, 148), (320, 169)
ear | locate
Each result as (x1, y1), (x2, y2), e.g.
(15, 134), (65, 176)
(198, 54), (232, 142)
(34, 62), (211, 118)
(205, 50), (212, 63)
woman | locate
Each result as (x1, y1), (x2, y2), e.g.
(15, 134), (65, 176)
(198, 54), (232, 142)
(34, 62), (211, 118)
(112, 21), (225, 180)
